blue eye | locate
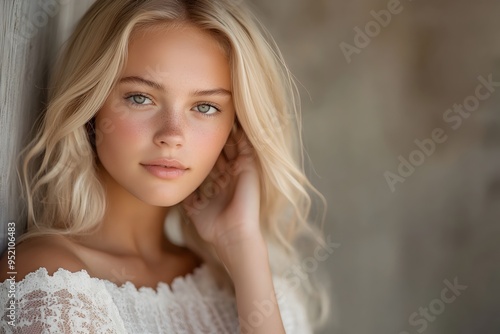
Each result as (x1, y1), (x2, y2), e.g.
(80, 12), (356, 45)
(126, 94), (153, 106)
(193, 103), (220, 115)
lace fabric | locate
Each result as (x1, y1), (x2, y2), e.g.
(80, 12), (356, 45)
(0, 263), (311, 334)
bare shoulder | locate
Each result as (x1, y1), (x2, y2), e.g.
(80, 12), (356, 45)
(0, 234), (87, 283)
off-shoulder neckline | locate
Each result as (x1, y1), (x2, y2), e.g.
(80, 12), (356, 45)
(15, 262), (210, 296)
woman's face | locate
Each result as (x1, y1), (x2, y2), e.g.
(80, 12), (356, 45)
(95, 24), (235, 206)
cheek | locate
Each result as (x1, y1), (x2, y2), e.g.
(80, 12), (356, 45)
(193, 124), (231, 163)
(95, 112), (147, 162)
(196, 123), (229, 147)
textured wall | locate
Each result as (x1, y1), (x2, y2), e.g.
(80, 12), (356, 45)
(0, 0), (95, 253)
(2, 1), (499, 333)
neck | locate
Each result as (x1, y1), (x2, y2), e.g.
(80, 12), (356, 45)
(75, 164), (174, 262)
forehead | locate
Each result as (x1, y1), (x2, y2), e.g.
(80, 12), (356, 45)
(122, 24), (230, 87)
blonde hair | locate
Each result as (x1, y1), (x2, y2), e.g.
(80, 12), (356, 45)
(17, 0), (330, 329)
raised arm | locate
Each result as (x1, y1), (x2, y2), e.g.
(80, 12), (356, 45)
(183, 129), (292, 333)
(216, 233), (287, 334)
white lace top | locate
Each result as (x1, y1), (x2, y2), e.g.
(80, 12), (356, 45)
(0, 263), (311, 333)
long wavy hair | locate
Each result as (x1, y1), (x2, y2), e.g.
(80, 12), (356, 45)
(17, 0), (330, 329)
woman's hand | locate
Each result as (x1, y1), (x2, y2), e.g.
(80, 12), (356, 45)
(182, 126), (286, 334)
(182, 125), (262, 253)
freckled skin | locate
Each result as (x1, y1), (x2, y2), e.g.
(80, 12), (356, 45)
(95, 24), (235, 207)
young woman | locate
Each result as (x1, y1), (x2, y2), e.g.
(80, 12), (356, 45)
(0, 0), (329, 332)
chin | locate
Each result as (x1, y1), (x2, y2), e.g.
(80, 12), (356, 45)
(132, 188), (191, 207)
(142, 195), (185, 207)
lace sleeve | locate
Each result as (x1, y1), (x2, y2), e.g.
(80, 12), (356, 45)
(0, 268), (127, 334)
(273, 276), (313, 334)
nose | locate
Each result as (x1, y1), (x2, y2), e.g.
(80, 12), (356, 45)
(153, 109), (185, 148)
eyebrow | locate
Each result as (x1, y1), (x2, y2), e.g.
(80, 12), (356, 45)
(119, 76), (164, 91)
(192, 88), (232, 97)
(118, 76), (232, 97)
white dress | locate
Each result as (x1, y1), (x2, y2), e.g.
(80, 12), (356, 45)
(0, 263), (312, 333)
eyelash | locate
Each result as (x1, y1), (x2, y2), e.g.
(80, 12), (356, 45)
(193, 102), (221, 117)
(123, 93), (221, 117)
(124, 93), (153, 108)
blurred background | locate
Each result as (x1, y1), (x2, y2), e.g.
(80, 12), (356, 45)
(1, 0), (500, 333)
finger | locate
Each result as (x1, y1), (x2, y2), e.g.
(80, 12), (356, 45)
(182, 191), (201, 218)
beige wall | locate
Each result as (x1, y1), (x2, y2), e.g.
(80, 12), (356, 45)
(2, 1), (499, 333)
(251, 0), (500, 333)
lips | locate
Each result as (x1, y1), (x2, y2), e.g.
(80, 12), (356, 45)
(140, 158), (187, 170)
(140, 158), (188, 180)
